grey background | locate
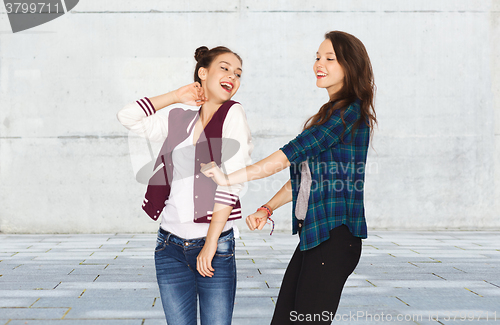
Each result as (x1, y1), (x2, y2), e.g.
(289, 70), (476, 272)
(0, 0), (499, 233)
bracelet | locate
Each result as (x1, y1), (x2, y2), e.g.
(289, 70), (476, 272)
(267, 217), (275, 236)
(257, 205), (274, 235)
(257, 205), (273, 217)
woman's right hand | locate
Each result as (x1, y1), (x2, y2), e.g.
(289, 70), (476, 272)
(245, 209), (269, 231)
(174, 82), (207, 106)
(200, 162), (229, 186)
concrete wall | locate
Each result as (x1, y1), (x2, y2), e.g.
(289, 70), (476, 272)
(0, 0), (499, 233)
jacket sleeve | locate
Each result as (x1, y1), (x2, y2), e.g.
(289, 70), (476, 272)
(279, 102), (361, 165)
(214, 104), (254, 207)
(116, 97), (169, 143)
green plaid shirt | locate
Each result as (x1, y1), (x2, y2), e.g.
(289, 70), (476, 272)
(280, 100), (369, 251)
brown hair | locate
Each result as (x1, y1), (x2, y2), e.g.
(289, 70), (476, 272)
(193, 46), (242, 84)
(304, 31), (377, 140)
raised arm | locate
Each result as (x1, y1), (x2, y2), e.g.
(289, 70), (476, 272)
(117, 82), (206, 142)
(149, 82), (206, 110)
(201, 149), (290, 186)
(201, 101), (362, 186)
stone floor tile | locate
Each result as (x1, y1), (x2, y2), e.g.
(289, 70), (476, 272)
(0, 231), (498, 324)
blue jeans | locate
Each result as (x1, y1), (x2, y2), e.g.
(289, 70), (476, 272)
(154, 227), (236, 325)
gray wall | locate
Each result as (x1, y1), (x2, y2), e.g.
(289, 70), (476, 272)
(1, 1), (499, 233)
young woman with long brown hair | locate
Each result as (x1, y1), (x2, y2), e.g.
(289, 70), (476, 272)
(201, 31), (376, 324)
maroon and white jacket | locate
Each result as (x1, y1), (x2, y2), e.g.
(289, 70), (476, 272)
(117, 98), (253, 223)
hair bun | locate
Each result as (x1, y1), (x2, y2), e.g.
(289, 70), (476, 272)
(194, 46), (209, 62)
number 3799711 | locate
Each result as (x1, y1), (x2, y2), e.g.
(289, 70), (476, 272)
(5, 2), (62, 14)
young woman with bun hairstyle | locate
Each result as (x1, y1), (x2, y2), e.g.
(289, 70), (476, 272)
(117, 46), (253, 325)
(201, 31), (376, 323)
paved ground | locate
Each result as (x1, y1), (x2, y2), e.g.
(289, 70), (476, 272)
(0, 230), (499, 324)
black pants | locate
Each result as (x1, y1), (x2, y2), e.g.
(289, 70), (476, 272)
(271, 225), (362, 324)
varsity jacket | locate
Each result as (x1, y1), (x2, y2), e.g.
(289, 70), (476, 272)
(117, 98), (253, 223)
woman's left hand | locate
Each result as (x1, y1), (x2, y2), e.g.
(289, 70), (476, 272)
(197, 240), (217, 277)
(200, 162), (228, 186)
(246, 209), (269, 231)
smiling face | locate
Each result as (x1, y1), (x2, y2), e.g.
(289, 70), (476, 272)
(198, 52), (242, 104)
(314, 39), (345, 97)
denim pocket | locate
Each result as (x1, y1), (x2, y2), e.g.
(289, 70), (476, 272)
(155, 235), (167, 253)
(215, 238), (234, 257)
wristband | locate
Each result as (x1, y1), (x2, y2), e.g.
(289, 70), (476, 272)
(257, 205), (273, 217)
(257, 205), (274, 235)
(267, 217), (275, 236)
